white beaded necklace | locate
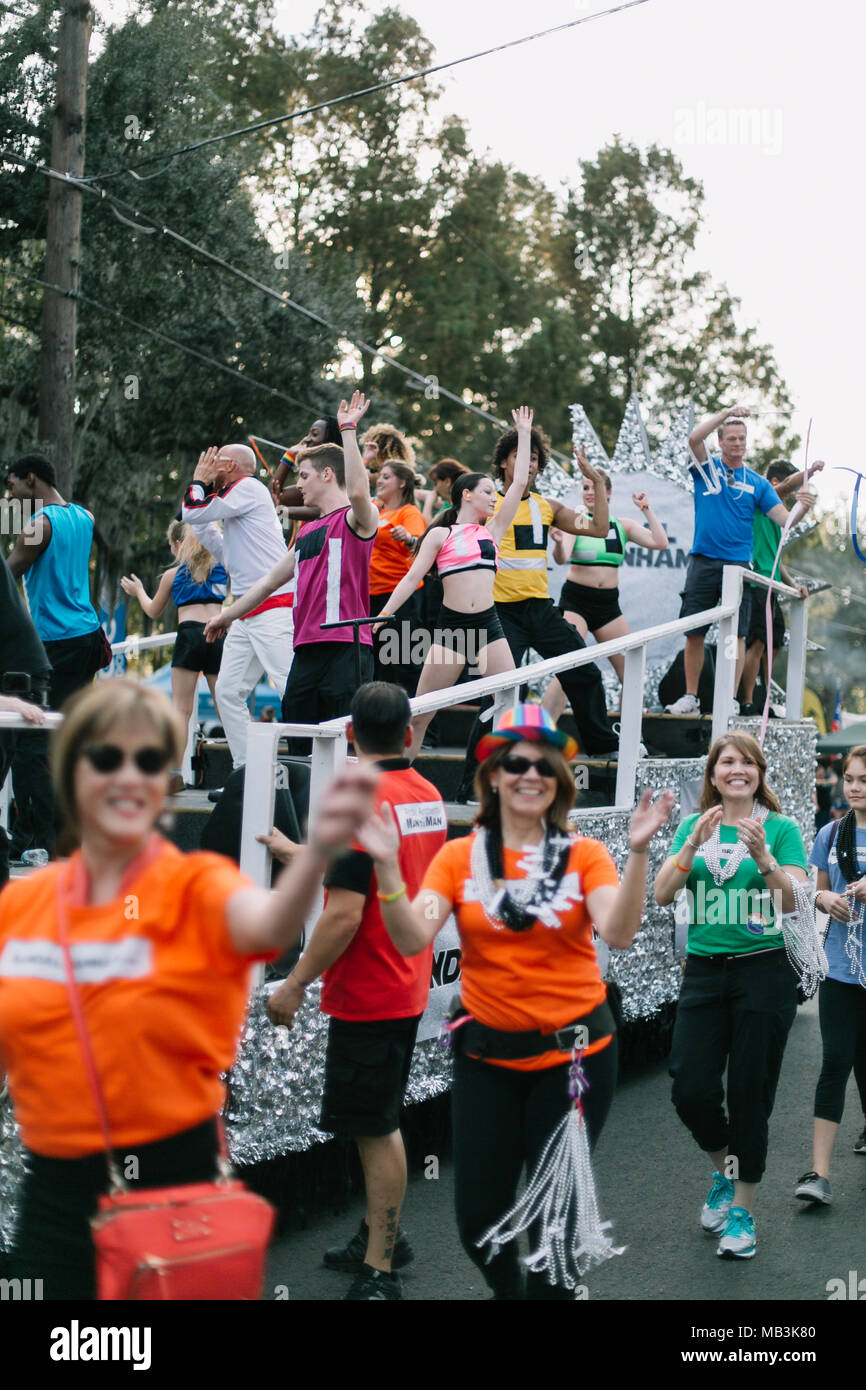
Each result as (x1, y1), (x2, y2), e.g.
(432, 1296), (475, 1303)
(699, 802), (769, 886)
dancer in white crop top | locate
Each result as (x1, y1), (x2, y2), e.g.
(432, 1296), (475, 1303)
(374, 406), (533, 760)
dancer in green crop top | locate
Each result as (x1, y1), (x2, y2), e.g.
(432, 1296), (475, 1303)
(543, 468), (668, 716)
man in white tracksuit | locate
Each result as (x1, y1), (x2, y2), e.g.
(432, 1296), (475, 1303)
(183, 443), (293, 767)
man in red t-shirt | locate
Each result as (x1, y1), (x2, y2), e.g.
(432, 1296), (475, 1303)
(266, 682), (447, 1301)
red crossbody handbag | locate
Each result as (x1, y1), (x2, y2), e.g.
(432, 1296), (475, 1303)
(56, 873), (275, 1300)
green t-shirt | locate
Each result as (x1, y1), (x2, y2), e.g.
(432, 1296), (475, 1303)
(670, 812), (808, 956)
(751, 510), (783, 581)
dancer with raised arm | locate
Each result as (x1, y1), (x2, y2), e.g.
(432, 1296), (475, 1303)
(372, 408), (534, 760)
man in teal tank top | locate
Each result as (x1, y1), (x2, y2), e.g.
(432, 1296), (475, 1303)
(6, 454), (104, 712)
(6, 455), (105, 858)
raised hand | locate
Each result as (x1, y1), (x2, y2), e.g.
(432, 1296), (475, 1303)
(727, 404), (750, 419)
(120, 574), (144, 598)
(632, 491), (651, 513)
(194, 446), (220, 484)
(629, 788), (676, 852)
(574, 444), (603, 485)
(512, 405), (534, 434)
(337, 391), (372, 431)
(357, 800), (401, 864)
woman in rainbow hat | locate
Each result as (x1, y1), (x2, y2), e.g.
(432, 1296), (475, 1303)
(360, 701), (673, 1298)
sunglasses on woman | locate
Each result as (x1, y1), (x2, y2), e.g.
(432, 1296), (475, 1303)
(81, 744), (172, 776)
(500, 752), (558, 778)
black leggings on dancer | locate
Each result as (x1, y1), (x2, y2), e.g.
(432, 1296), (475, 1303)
(451, 1042), (618, 1299)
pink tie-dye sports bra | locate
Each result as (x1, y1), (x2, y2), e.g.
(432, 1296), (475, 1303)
(436, 523), (499, 578)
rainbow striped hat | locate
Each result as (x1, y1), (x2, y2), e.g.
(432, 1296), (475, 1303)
(476, 702), (579, 764)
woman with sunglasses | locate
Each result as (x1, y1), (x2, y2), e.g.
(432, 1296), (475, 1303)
(0, 678), (377, 1299)
(359, 702), (674, 1299)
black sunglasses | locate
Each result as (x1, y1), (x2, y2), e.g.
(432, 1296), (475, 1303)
(500, 752), (558, 778)
(81, 744), (172, 776)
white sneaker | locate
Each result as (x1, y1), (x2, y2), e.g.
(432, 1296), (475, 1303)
(731, 699), (740, 715)
(665, 692), (700, 715)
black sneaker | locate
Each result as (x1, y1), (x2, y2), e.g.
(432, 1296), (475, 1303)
(853, 1125), (866, 1154)
(343, 1265), (402, 1301)
(323, 1219), (414, 1272)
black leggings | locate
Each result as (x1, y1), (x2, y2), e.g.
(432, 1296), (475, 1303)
(452, 1042), (618, 1300)
(814, 976), (866, 1124)
(669, 951), (798, 1183)
(10, 1118), (220, 1300)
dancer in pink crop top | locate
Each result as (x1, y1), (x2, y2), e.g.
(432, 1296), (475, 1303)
(436, 523), (499, 578)
(374, 406), (533, 759)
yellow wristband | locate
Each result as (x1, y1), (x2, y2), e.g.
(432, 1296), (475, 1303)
(377, 884), (407, 903)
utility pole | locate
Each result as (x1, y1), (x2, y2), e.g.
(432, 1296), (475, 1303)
(38, 1), (92, 497)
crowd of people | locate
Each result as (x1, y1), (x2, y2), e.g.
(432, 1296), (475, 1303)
(0, 397), (861, 1305)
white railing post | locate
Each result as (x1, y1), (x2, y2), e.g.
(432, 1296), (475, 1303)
(240, 721), (281, 888)
(785, 593), (808, 721)
(0, 775), (9, 832)
(308, 729), (348, 836)
(712, 565), (742, 743)
(615, 644), (646, 809)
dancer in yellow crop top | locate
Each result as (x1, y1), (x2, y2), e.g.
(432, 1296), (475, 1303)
(543, 468), (668, 717)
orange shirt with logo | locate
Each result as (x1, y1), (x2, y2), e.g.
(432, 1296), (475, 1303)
(0, 839), (271, 1157)
(422, 833), (618, 1071)
(369, 503), (426, 596)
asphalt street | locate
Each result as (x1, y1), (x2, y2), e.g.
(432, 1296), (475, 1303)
(266, 995), (866, 1306)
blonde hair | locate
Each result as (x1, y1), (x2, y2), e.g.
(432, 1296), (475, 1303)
(51, 680), (184, 841)
(361, 423), (416, 469)
(166, 520), (218, 586)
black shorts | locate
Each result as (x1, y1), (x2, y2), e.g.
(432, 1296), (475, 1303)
(746, 587), (785, 650)
(319, 1014), (422, 1137)
(678, 554), (752, 638)
(433, 604), (506, 656)
(558, 579), (623, 630)
(171, 621), (223, 675)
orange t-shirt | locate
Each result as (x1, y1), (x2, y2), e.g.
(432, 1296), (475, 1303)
(422, 833), (618, 1070)
(0, 838), (272, 1157)
(369, 504), (426, 595)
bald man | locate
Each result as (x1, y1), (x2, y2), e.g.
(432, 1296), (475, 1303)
(182, 443), (294, 767)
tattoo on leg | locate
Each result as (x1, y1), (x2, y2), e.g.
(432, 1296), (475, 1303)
(384, 1206), (398, 1259)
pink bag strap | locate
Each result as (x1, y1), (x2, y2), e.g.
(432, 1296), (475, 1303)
(55, 866), (232, 1190)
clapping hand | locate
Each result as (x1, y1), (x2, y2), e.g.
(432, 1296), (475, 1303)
(357, 800), (401, 865)
(688, 806), (724, 846)
(120, 574), (144, 599)
(737, 816), (768, 864)
(628, 788), (676, 852)
(308, 763), (380, 859)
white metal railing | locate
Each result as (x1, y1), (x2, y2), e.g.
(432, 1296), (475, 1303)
(237, 565), (809, 885)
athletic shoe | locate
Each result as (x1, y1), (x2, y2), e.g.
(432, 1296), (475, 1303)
(795, 1172), (832, 1204)
(716, 1206), (757, 1259)
(853, 1125), (866, 1154)
(343, 1265), (403, 1301)
(700, 1171), (735, 1234)
(665, 693), (700, 715)
(731, 699), (740, 715)
(324, 1218), (414, 1273)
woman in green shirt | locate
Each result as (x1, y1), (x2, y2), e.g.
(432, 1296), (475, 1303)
(654, 732), (808, 1261)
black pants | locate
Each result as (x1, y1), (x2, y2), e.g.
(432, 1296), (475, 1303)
(369, 590), (421, 697)
(669, 950), (798, 1183)
(452, 1043), (618, 1299)
(457, 597), (618, 793)
(814, 976), (866, 1124)
(281, 642), (374, 755)
(43, 627), (104, 711)
(9, 1118), (220, 1300)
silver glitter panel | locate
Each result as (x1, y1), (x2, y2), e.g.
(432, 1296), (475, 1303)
(569, 403), (611, 474)
(649, 403), (695, 490)
(0, 1091), (25, 1253)
(611, 395), (652, 474)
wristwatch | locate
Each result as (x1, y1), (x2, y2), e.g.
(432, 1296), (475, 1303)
(758, 857), (778, 876)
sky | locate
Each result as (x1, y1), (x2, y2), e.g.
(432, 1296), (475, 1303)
(265, 0), (864, 514)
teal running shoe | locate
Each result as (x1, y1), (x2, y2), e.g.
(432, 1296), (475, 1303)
(716, 1205), (757, 1259)
(700, 1171), (735, 1234)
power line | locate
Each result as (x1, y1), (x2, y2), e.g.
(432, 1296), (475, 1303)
(2, 266), (320, 413)
(1, 148), (575, 462)
(82, 0), (651, 184)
